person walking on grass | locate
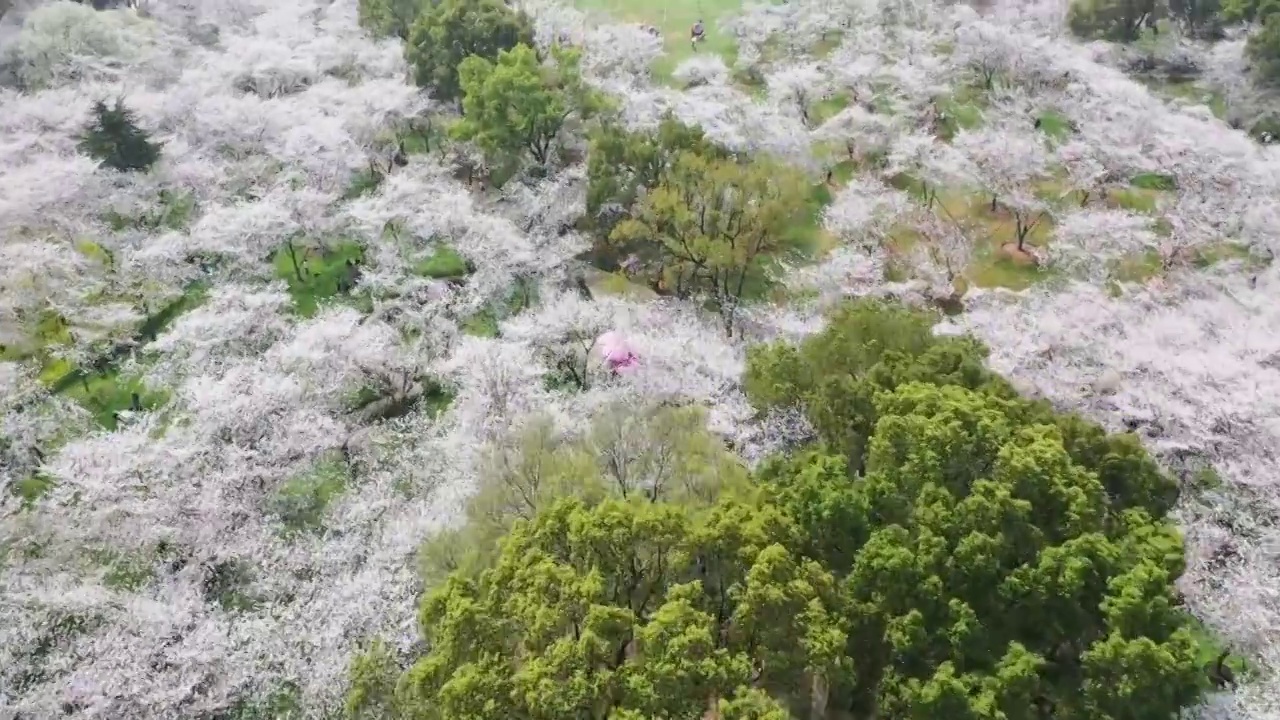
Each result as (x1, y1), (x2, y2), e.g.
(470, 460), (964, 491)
(691, 18), (705, 50)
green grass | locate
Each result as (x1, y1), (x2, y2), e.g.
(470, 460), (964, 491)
(269, 452), (350, 537)
(1190, 617), (1251, 679)
(343, 166), (384, 200)
(572, 0), (747, 80)
(88, 548), (156, 591)
(461, 276), (539, 337)
(6, 285), (210, 432)
(1141, 76), (1229, 120)
(1109, 249), (1164, 285)
(877, 186), (1058, 291)
(57, 370), (168, 430)
(810, 92), (852, 125)
(936, 85), (989, 141)
(787, 179), (839, 259)
(414, 245), (473, 279)
(1130, 173), (1177, 191)
(1107, 241), (1269, 290)
(1035, 109), (1073, 143)
(272, 240), (366, 317)
(9, 472), (56, 508)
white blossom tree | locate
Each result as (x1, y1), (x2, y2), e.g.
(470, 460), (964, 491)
(952, 124), (1053, 251)
(1049, 208), (1161, 280)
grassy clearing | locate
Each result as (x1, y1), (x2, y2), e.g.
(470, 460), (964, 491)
(882, 187), (1056, 291)
(414, 244), (473, 280)
(810, 92), (853, 126)
(1107, 241), (1268, 291)
(572, 0), (746, 79)
(1035, 109), (1073, 143)
(791, 179), (840, 259)
(461, 276), (539, 337)
(269, 451), (350, 537)
(1140, 76), (1229, 120)
(272, 239), (366, 317)
(2, 285), (209, 437)
(1190, 617), (1252, 679)
(936, 84), (989, 140)
(585, 269), (660, 300)
(343, 167), (384, 200)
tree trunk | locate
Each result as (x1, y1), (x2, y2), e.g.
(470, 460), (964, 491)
(809, 672), (830, 719)
(285, 241), (304, 282)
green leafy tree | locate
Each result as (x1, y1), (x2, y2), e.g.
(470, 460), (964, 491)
(1168, 0), (1226, 37)
(1247, 15), (1280, 84)
(585, 116), (726, 218)
(404, 0), (533, 102)
(418, 403), (752, 585)
(357, 0), (424, 38)
(452, 44), (599, 170)
(78, 99), (163, 173)
(1222, 0), (1280, 23)
(1068, 0), (1160, 40)
(388, 496), (847, 720)
(358, 299), (1209, 720)
(747, 300), (1200, 719)
(608, 152), (811, 334)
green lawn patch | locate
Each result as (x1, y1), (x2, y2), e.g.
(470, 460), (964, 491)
(9, 285), (209, 431)
(272, 239), (366, 317)
(1190, 617), (1251, 680)
(414, 244), (474, 280)
(56, 370), (168, 430)
(461, 276), (539, 337)
(1140, 76), (1229, 120)
(934, 190), (1056, 291)
(1191, 241), (1267, 270)
(9, 472), (56, 508)
(1109, 248), (1164, 285)
(1106, 240), (1268, 293)
(1035, 109), (1073, 143)
(810, 92), (852, 126)
(572, 0), (745, 80)
(780, 179), (840, 261)
(936, 85), (988, 140)
(269, 452), (350, 537)
(1108, 187), (1162, 213)
(585, 270), (660, 300)
(1130, 172), (1177, 191)
(343, 166), (384, 200)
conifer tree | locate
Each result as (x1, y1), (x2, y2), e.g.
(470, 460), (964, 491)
(78, 99), (163, 172)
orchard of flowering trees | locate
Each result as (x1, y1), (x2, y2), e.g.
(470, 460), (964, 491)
(1, 0), (1278, 717)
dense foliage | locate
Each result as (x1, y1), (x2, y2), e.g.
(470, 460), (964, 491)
(453, 43), (599, 168)
(3, 0), (1276, 716)
(350, 301), (1206, 720)
(356, 0), (424, 39)
(77, 99), (162, 172)
(403, 0), (534, 102)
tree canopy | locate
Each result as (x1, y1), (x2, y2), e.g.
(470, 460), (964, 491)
(349, 300), (1207, 720)
(452, 44), (599, 169)
(608, 151), (811, 334)
(356, 0), (424, 39)
(404, 0), (534, 103)
(585, 116), (727, 219)
(78, 99), (162, 173)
